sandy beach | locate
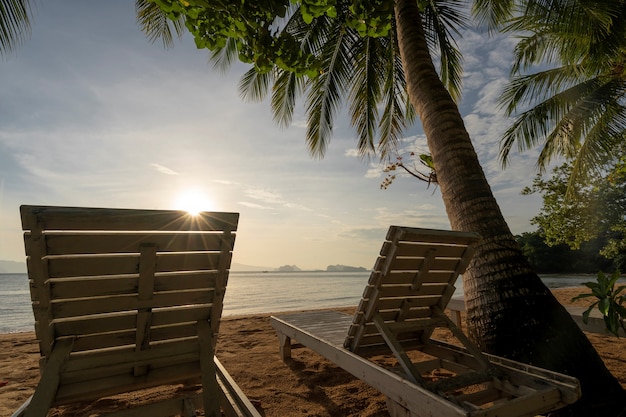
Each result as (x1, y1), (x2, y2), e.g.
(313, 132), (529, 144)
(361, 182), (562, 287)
(1, 287), (625, 417)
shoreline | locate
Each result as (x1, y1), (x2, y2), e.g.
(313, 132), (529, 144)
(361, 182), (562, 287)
(1, 287), (625, 417)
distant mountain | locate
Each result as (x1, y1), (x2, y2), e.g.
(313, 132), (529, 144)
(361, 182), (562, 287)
(0, 260), (27, 273)
(276, 265), (302, 272)
(326, 264), (367, 272)
(231, 262), (275, 272)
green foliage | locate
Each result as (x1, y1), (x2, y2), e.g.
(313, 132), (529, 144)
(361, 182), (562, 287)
(147, 0), (398, 77)
(523, 159), (626, 270)
(499, 0), (626, 190)
(572, 271), (626, 337)
(149, 0), (320, 76)
(516, 231), (612, 273)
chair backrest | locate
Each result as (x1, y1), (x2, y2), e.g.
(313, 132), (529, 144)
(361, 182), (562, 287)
(21, 205), (238, 404)
(345, 226), (480, 351)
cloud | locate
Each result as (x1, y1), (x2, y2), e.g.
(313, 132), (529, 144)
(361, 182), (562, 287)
(365, 163), (384, 179)
(238, 201), (272, 210)
(338, 227), (389, 242)
(373, 206), (449, 230)
(150, 163), (180, 176)
(284, 202), (313, 212)
(344, 148), (360, 158)
(213, 179), (239, 185)
(244, 188), (284, 204)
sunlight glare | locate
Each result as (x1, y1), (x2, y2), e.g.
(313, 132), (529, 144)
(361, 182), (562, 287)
(174, 189), (214, 215)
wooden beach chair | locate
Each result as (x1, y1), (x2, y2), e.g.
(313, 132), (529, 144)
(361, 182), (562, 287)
(13, 205), (261, 417)
(270, 226), (581, 417)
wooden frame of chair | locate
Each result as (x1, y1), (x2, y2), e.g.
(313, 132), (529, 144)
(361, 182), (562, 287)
(271, 226), (580, 417)
(13, 205), (260, 417)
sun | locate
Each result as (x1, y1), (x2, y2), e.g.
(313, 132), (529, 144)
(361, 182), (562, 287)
(174, 189), (214, 215)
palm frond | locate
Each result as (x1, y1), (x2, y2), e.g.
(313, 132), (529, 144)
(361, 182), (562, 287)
(565, 87), (626, 188)
(499, 75), (604, 167)
(135, 0), (184, 49)
(500, 64), (593, 115)
(210, 37), (240, 73)
(1, 0), (34, 57)
(305, 23), (353, 158)
(471, 0), (515, 31)
(348, 36), (383, 158)
(271, 69), (307, 128)
(238, 66), (273, 102)
(422, 0), (467, 101)
(378, 20), (412, 159)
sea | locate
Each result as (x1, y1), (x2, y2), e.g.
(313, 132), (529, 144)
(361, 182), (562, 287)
(1, 272), (623, 334)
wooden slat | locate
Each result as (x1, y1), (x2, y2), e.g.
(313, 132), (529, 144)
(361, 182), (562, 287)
(388, 226), (481, 245)
(378, 283), (448, 298)
(54, 362), (203, 404)
(62, 349), (200, 384)
(39, 232), (227, 255)
(51, 290), (214, 318)
(46, 252), (226, 279)
(385, 257), (464, 273)
(383, 270), (454, 285)
(53, 305), (212, 337)
(64, 339), (199, 373)
(49, 272), (219, 300)
(381, 241), (474, 258)
(21, 206), (239, 233)
(376, 295), (441, 310)
(68, 322), (201, 352)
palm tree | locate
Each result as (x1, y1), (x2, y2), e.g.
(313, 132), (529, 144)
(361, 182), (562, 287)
(392, 1), (624, 414)
(0, 0), (34, 57)
(499, 0), (626, 193)
(145, 0), (626, 414)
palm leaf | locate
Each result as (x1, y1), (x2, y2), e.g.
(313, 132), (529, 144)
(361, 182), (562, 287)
(135, 0), (185, 49)
(1, 0), (33, 56)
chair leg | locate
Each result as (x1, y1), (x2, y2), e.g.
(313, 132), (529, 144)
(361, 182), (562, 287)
(25, 337), (74, 417)
(183, 397), (197, 417)
(198, 320), (221, 417)
(277, 333), (291, 361)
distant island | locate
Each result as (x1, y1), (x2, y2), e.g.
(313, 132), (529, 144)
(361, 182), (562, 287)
(273, 264), (367, 272)
(276, 265), (302, 272)
(326, 264), (367, 272)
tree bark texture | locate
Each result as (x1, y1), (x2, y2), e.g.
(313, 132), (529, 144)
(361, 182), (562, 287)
(393, 0), (626, 415)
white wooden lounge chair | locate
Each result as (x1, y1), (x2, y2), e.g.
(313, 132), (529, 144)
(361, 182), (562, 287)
(13, 205), (261, 417)
(271, 226), (581, 417)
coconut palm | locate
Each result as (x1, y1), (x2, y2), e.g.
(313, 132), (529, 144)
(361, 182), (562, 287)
(0, 0), (34, 57)
(499, 0), (626, 192)
(135, 0), (185, 49)
(145, 0), (626, 414)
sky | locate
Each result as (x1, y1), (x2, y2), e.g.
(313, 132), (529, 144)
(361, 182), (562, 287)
(0, 1), (545, 271)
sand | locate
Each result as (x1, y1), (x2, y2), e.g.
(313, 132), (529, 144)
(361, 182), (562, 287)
(1, 287), (625, 417)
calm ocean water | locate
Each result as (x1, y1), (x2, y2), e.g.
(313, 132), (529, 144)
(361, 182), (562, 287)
(1, 272), (622, 334)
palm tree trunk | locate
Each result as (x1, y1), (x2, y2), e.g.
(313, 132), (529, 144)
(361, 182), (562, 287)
(393, 0), (626, 415)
